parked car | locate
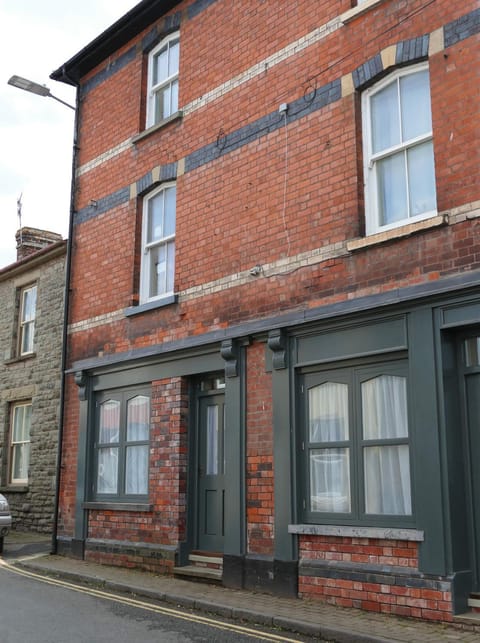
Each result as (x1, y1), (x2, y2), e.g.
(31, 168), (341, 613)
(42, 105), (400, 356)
(0, 493), (12, 553)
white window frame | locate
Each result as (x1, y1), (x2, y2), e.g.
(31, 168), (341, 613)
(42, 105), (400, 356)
(362, 63), (437, 236)
(140, 183), (176, 304)
(10, 402), (32, 485)
(146, 32), (180, 128)
(19, 284), (37, 355)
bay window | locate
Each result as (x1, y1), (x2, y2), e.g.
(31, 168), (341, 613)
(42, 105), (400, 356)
(94, 388), (150, 500)
(302, 360), (412, 524)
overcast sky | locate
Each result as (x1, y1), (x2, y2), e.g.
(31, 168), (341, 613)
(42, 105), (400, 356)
(0, 0), (138, 268)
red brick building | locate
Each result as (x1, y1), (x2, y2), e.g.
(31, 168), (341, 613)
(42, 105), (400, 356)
(52, 0), (480, 622)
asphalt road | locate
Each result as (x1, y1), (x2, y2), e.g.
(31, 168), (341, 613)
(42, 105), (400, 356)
(0, 561), (318, 643)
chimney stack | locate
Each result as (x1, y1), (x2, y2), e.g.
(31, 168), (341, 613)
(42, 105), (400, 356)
(16, 227), (63, 262)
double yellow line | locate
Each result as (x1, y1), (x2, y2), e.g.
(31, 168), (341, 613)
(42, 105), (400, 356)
(0, 560), (304, 643)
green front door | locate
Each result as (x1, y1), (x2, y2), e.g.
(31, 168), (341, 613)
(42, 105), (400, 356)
(466, 371), (480, 591)
(463, 336), (480, 591)
(197, 393), (225, 552)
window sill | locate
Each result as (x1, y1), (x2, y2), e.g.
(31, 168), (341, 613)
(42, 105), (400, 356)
(82, 502), (153, 512)
(125, 294), (178, 317)
(347, 214), (446, 252)
(340, 0), (387, 24)
(0, 486), (29, 493)
(4, 353), (36, 365)
(132, 111), (183, 144)
(289, 523), (424, 541)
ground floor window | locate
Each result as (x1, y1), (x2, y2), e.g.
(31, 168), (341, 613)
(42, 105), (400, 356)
(94, 387), (150, 500)
(10, 402), (32, 484)
(301, 359), (412, 524)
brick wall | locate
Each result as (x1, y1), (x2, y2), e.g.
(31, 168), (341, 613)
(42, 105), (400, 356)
(246, 342), (274, 556)
(298, 535), (453, 622)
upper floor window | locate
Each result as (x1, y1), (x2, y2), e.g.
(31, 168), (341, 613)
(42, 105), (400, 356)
(301, 360), (412, 525)
(147, 32), (179, 128)
(140, 183), (176, 304)
(94, 389), (150, 500)
(10, 402), (32, 485)
(362, 64), (437, 235)
(19, 284), (37, 355)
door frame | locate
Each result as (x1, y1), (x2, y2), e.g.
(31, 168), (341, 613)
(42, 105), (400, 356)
(456, 330), (480, 592)
(191, 374), (226, 554)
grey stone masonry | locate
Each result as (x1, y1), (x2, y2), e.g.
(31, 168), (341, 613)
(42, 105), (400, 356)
(0, 231), (67, 533)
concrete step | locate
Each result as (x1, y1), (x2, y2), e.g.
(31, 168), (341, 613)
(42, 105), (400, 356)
(173, 564), (222, 584)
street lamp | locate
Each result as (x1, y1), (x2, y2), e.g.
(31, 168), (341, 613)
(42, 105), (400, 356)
(8, 75), (75, 110)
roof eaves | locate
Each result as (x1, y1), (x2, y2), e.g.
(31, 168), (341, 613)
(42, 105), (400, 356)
(50, 0), (182, 86)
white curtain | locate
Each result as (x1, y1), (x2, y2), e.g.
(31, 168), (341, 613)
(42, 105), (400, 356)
(125, 396), (150, 495)
(309, 383), (350, 512)
(97, 400), (120, 494)
(362, 375), (411, 515)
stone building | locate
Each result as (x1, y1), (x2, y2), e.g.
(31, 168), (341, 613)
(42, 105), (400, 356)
(0, 228), (67, 532)
(51, 0), (480, 623)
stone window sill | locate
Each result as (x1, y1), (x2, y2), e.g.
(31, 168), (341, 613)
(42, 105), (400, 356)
(289, 524), (424, 541)
(347, 215), (446, 252)
(125, 294), (178, 317)
(82, 502), (153, 512)
(340, 0), (387, 24)
(4, 353), (36, 365)
(0, 486), (29, 493)
(132, 111), (183, 144)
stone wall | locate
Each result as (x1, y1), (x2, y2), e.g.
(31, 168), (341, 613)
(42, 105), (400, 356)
(0, 241), (66, 532)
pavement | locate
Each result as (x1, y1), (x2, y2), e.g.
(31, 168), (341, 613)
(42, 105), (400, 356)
(2, 531), (480, 643)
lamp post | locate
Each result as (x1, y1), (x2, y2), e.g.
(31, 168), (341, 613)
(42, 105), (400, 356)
(8, 75), (75, 110)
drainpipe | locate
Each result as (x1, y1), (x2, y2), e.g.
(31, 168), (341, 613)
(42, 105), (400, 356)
(51, 66), (80, 555)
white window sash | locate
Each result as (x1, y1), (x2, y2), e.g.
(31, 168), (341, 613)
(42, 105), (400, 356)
(140, 183), (176, 303)
(363, 63), (436, 235)
(146, 32), (179, 127)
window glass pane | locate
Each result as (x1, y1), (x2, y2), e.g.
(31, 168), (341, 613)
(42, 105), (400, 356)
(309, 382), (349, 442)
(166, 241), (175, 293)
(465, 337), (480, 367)
(377, 151), (408, 226)
(12, 444), (30, 481)
(125, 445), (149, 494)
(400, 70), (431, 141)
(364, 445), (411, 515)
(148, 193), (164, 243)
(310, 448), (350, 512)
(149, 244), (167, 297)
(154, 85), (171, 122)
(127, 396), (150, 441)
(164, 186), (176, 237)
(21, 322), (35, 354)
(13, 406), (26, 441)
(171, 78), (179, 114)
(99, 400), (120, 444)
(362, 375), (408, 439)
(206, 404), (219, 475)
(22, 286), (37, 322)
(169, 40), (179, 76)
(407, 141), (436, 216)
(371, 80), (400, 153)
(97, 447), (118, 493)
(153, 46), (168, 85)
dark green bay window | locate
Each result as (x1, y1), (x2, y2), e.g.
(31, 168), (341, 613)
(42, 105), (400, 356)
(94, 388), (151, 500)
(302, 359), (412, 524)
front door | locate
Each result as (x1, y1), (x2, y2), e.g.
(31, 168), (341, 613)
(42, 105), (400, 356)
(463, 336), (480, 591)
(197, 392), (225, 552)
